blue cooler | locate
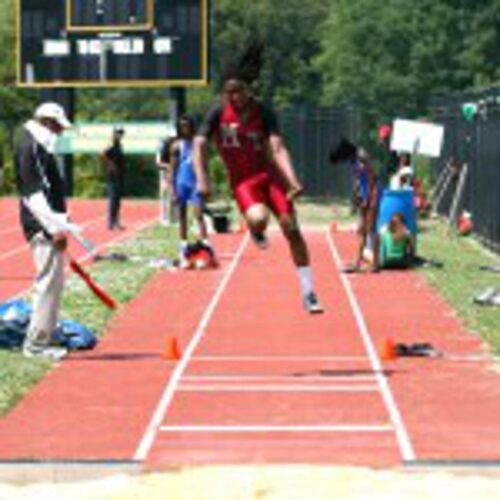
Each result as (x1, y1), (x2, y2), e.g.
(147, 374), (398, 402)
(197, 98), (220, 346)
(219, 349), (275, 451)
(376, 189), (418, 235)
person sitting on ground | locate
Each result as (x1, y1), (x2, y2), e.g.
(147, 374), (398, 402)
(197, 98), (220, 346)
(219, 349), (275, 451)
(375, 212), (415, 270)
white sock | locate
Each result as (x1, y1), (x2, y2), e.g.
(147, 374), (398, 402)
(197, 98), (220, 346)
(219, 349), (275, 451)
(297, 266), (314, 296)
(180, 240), (189, 254)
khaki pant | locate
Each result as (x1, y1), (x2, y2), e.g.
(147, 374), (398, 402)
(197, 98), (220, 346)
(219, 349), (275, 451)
(159, 171), (178, 225)
(23, 233), (65, 349)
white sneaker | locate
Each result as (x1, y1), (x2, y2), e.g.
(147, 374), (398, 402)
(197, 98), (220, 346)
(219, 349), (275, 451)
(303, 292), (324, 314)
(23, 344), (68, 361)
(178, 246), (191, 269)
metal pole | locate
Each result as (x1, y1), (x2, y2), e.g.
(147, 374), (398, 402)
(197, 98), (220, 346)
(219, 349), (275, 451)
(431, 165), (453, 215)
(448, 163), (468, 227)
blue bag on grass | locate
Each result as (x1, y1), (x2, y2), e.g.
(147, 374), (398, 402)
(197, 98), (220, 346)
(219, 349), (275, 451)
(0, 299), (32, 329)
(52, 320), (98, 350)
(0, 299), (97, 351)
(0, 299), (32, 348)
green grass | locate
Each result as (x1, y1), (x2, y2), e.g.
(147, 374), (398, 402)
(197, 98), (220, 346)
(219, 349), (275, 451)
(293, 198), (356, 228)
(417, 218), (500, 353)
(0, 223), (179, 416)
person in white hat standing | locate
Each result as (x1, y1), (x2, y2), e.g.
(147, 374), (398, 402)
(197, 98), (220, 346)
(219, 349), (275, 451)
(14, 102), (72, 361)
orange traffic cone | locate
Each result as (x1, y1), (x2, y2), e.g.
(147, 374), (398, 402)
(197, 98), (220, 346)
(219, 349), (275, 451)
(381, 338), (397, 361)
(163, 336), (181, 361)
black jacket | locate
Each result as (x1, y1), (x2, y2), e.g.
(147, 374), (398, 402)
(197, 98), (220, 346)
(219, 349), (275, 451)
(14, 128), (67, 241)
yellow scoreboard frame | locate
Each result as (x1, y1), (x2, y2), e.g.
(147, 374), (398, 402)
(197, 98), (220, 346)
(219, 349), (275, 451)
(16, 0), (209, 88)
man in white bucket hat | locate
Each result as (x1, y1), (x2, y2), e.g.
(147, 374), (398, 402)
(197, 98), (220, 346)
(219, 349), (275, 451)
(34, 102), (72, 130)
(14, 102), (72, 361)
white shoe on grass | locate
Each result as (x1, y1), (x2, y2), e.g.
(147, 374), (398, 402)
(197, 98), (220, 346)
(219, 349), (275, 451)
(23, 344), (68, 361)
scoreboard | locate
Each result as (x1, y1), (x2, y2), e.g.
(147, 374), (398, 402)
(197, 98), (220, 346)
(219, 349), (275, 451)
(67, 0), (152, 30)
(16, 0), (209, 87)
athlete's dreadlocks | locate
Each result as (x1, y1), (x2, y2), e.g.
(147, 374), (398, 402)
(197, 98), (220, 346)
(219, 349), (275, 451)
(220, 39), (264, 86)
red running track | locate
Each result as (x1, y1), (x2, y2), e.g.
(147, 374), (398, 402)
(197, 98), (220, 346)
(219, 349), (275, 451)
(0, 213), (500, 468)
(0, 197), (158, 302)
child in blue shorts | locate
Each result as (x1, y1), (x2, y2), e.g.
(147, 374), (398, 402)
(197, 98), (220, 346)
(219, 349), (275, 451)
(170, 115), (214, 267)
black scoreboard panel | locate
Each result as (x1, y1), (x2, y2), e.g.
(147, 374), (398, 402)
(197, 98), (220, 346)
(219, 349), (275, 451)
(17, 0), (209, 87)
(68, 0), (151, 31)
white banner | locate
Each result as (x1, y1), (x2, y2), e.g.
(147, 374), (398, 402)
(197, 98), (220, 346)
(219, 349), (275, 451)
(391, 119), (444, 158)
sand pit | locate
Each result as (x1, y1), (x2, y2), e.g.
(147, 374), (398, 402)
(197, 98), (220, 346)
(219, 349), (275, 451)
(1, 466), (500, 499)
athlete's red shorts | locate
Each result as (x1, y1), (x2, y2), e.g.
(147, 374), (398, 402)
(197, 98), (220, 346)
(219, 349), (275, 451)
(233, 171), (293, 216)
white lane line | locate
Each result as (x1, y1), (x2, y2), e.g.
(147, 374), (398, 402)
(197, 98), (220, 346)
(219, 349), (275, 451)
(177, 385), (379, 392)
(192, 355), (369, 362)
(134, 234), (250, 461)
(183, 375), (376, 381)
(75, 216), (158, 264)
(8, 216), (158, 300)
(0, 214), (106, 263)
(0, 244), (30, 263)
(159, 424), (393, 433)
(325, 230), (416, 462)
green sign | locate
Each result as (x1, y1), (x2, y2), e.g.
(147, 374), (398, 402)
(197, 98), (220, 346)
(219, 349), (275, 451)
(56, 122), (176, 155)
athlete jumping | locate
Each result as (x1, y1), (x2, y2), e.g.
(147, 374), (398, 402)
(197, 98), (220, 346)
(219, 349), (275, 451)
(193, 41), (323, 313)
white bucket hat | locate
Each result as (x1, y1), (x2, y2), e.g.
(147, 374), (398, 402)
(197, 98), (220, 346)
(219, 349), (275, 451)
(34, 102), (72, 129)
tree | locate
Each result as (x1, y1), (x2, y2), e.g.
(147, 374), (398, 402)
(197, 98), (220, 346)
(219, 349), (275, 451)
(315, 0), (418, 115)
(315, 0), (500, 117)
(0, 0), (36, 124)
(456, 0), (500, 87)
(212, 0), (331, 106)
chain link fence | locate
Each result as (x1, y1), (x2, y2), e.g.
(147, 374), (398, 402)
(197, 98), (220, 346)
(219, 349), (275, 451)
(277, 97), (500, 254)
(431, 89), (500, 253)
(277, 105), (360, 201)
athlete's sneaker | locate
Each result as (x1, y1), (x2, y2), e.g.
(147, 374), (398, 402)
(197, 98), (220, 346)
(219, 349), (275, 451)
(200, 241), (218, 266)
(23, 344), (68, 362)
(178, 251), (190, 269)
(250, 231), (269, 250)
(303, 292), (324, 314)
(198, 240), (215, 259)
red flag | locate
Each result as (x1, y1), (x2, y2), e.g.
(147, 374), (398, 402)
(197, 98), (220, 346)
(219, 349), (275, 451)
(69, 258), (117, 310)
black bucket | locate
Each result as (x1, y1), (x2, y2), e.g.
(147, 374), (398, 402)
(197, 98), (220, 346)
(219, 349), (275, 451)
(213, 215), (230, 233)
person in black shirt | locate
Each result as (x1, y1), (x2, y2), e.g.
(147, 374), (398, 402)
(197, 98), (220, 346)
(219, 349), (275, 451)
(101, 128), (126, 230)
(15, 102), (72, 361)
